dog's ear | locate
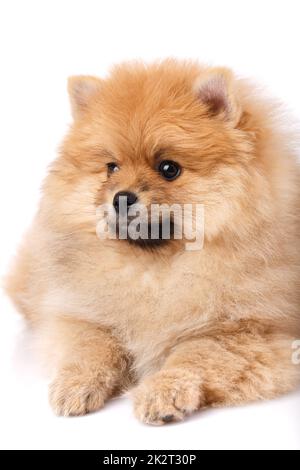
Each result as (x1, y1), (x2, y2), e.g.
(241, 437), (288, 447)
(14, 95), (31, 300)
(68, 75), (102, 119)
(194, 68), (241, 126)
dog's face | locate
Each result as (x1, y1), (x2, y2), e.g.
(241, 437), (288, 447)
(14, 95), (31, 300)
(51, 61), (255, 252)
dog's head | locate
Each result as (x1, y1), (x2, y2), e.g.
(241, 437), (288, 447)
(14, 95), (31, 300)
(46, 61), (260, 253)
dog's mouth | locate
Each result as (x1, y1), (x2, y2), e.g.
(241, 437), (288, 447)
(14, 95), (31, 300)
(127, 223), (174, 249)
(113, 219), (175, 249)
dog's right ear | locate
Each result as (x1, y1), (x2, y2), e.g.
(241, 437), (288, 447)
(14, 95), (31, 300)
(68, 75), (102, 119)
(194, 68), (242, 127)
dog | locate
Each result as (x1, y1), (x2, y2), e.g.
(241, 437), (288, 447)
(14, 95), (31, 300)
(5, 60), (300, 424)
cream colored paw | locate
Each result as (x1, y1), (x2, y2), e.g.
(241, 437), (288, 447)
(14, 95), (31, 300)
(132, 369), (202, 425)
(49, 364), (113, 416)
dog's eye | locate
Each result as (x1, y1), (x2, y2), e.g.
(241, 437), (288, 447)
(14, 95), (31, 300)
(158, 160), (181, 181)
(107, 162), (120, 175)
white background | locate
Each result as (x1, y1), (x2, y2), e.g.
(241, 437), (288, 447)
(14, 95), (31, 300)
(0, 0), (300, 450)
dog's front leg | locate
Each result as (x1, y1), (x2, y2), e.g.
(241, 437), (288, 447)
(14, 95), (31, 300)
(133, 328), (298, 425)
(39, 316), (130, 416)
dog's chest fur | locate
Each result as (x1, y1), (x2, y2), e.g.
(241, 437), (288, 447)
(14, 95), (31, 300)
(42, 238), (223, 375)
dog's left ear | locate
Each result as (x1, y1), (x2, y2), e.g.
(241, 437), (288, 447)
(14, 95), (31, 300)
(68, 75), (102, 119)
(194, 68), (241, 126)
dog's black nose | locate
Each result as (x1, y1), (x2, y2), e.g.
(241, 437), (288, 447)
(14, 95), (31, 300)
(113, 191), (138, 213)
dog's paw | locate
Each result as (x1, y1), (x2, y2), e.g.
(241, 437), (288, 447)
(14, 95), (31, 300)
(49, 364), (111, 416)
(132, 369), (202, 425)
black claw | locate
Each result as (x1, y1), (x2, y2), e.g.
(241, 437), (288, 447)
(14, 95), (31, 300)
(161, 414), (175, 423)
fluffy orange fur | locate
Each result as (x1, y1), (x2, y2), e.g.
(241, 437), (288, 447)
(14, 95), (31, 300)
(5, 60), (300, 424)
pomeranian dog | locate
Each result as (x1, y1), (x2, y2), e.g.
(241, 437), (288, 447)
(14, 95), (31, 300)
(6, 60), (300, 424)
